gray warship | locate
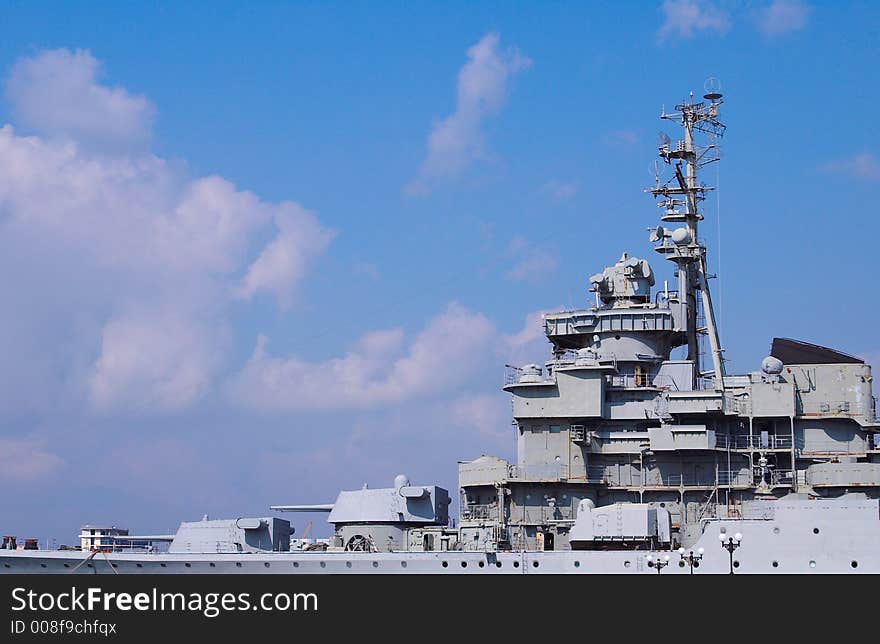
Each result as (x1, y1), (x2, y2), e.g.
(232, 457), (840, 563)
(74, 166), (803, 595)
(3, 88), (879, 574)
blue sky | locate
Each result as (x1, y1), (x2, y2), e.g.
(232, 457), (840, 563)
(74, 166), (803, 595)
(0, 1), (878, 543)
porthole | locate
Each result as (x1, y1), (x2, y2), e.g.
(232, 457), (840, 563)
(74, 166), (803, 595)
(373, 561), (379, 568)
(533, 561), (539, 568)
(461, 561), (467, 568)
(733, 560), (740, 569)
(478, 561), (485, 568)
(235, 562), (242, 568)
(813, 528), (820, 534)
(772, 561), (779, 568)
(292, 562), (298, 568)
(158, 563), (165, 568)
(136, 563), (143, 568)
(264, 562), (270, 568)
(209, 562), (215, 567)
(442, 561), (448, 568)
(513, 561), (520, 568)
(773, 526), (780, 534)
(495, 561), (502, 568)
(615, 335), (621, 340)
(851, 561), (858, 569)
(64, 563), (70, 568)
(623, 561), (631, 568)
(40, 563), (47, 568)
(401, 561), (407, 568)
(574, 561), (580, 568)
(320, 562), (326, 568)
(346, 562), (352, 568)
(809, 560), (816, 568)
(185, 563), (191, 568)
(111, 563), (117, 568)
(693, 561), (700, 568)
(679, 560), (686, 568)
(87, 563), (93, 568)
(3, 564), (9, 568)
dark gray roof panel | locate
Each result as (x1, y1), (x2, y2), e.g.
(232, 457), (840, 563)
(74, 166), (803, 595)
(770, 337), (864, 365)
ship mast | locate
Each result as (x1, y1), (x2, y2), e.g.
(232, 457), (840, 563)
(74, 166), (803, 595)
(648, 88), (726, 389)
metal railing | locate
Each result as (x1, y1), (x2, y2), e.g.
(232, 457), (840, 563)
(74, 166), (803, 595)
(715, 434), (793, 450)
(607, 372), (677, 390)
(602, 469), (752, 488)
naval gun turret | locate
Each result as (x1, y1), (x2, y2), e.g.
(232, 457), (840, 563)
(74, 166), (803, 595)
(273, 475), (451, 553)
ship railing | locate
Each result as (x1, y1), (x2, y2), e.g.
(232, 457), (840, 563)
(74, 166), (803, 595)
(606, 372), (677, 389)
(503, 365), (522, 386)
(715, 434), (793, 450)
(605, 470), (751, 488)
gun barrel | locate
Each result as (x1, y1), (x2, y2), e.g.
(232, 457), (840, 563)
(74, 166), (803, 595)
(270, 504), (334, 512)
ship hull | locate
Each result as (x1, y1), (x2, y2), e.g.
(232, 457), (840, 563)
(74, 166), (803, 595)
(4, 504), (879, 574)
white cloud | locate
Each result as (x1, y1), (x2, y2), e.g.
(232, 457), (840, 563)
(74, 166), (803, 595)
(452, 393), (509, 439)
(5, 49), (154, 150)
(756, 0), (810, 36)
(406, 33), (531, 194)
(504, 310), (547, 357)
(822, 153), (880, 182)
(0, 49), (334, 413)
(506, 236), (558, 283)
(228, 302), (496, 412)
(657, 0), (730, 41)
(0, 436), (63, 482)
(89, 309), (224, 412)
(236, 203), (336, 307)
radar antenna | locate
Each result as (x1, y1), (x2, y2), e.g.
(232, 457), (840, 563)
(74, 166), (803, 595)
(646, 87), (726, 389)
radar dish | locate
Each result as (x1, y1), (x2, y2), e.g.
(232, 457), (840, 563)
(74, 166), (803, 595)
(703, 76), (722, 101)
(657, 132), (671, 148)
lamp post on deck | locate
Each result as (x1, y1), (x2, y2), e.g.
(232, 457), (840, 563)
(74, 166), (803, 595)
(646, 553), (670, 575)
(678, 546), (704, 574)
(719, 532), (742, 574)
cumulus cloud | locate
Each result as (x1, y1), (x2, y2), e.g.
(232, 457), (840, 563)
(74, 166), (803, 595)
(406, 33), (531, 194)
(451, 393), (509, 439)
(89, 309), (224, 412)
(236, 204), (336, 307)
(506, 236), (558, 283)
(5, 48), (154, 150)
(657, 0), (730, 41)
(0, 49), (334, 413)
(821, 153), (880, 182)
(0, 436), (63, 482)
(228, 302), (496, 411)
(755, 0), (810, 36)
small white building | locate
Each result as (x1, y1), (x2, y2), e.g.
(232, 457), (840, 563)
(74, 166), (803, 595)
(79, 525), (129, 552)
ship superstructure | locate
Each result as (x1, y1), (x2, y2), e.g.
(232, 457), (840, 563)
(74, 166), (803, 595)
(456, 89), (880, 553)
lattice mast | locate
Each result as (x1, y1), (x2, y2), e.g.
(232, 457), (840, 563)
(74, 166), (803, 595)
(648, 89), (726, 389)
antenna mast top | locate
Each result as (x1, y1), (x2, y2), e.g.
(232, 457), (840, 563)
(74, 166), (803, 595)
(647, 85), (726, 390)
